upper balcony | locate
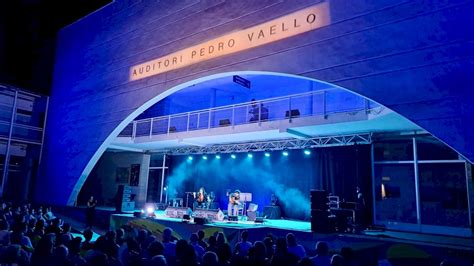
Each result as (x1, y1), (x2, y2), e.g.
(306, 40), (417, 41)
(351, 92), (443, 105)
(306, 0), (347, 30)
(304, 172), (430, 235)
(112, 88), (421, 152)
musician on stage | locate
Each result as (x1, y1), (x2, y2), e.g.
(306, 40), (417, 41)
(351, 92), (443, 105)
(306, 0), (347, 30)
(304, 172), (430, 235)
(228, 189), (241, 216)
(193, 186), (207, 210)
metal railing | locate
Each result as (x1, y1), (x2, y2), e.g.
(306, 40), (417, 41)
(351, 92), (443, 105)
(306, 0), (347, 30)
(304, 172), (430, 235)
(119, 89), (381, 139)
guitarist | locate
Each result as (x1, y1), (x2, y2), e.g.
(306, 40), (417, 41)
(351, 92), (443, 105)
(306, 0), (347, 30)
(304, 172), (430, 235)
(228, 190), (241, 217)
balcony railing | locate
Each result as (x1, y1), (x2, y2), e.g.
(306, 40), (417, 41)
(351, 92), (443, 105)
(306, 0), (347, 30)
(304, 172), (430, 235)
(119, 89), (381, 139)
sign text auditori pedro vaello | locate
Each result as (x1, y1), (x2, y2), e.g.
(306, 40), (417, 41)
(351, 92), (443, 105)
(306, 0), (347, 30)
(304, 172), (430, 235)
(129, 2), (330, 81)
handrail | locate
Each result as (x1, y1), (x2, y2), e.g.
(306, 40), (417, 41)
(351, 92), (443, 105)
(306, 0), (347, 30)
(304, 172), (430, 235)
(118, 88), (381, 138)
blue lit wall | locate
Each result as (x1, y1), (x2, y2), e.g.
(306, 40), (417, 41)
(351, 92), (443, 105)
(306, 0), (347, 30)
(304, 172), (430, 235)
(39, 0), (474, 205)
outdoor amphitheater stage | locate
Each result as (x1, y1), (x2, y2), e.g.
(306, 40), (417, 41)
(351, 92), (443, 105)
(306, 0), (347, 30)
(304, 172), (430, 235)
(110, 210), (313, 247)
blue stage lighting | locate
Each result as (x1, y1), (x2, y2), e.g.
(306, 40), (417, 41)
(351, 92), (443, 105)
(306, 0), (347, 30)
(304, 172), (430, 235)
(188, 156), (193, 161)
(304, 150), (311, 155)
(215, 155), (221, 159)
(231, 154), (236, 159)
(202, 155), (208, 160)
(282, 151), (289, 156)
(247, 153), (253, 158)
(264, 152), (271, 157)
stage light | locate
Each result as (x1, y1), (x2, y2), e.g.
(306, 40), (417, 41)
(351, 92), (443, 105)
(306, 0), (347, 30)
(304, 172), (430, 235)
(231, 154), (236, 159)
(264, 152), (271, 157)
(215, 155), (221, 159)
(202, 155), (208, 160)
(304, 149), (311, 155)
(146, 206), (154, 214)
(282, 151), (289, 156)
(187, 156), (193, 161)
(247, 153), (253, 158)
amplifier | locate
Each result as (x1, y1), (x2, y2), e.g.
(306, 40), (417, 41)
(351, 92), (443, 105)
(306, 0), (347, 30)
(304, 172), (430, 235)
(164, 207), (193, 218)
(193, 209), (225, 222)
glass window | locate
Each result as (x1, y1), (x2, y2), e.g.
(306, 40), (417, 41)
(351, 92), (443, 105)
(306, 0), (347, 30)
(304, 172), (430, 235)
(374, 164), (417, 224)
(419, 163), (469, 227)
(146, 169), (166, 203)
(150, 154), (165, 167)
(374, 140), (413, 161)
(416, 136), (459, 161)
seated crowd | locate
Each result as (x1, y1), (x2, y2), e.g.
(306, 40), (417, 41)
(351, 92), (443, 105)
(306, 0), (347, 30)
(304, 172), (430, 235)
(0, 201), (356, 266)
(0, 203), (453, 266)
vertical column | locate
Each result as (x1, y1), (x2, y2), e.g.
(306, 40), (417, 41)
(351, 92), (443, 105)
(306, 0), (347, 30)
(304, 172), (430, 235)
(466, 162), (473, 233)
(370, 143), (376, 225)
(1, 90), (18, 197)
(160, 154), (167, 203)
(135, 154), (150, 208)
(413, 137), (421, 229)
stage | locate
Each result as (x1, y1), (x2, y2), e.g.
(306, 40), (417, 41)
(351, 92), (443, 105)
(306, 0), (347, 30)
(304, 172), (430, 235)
(106, 209), (474, 265)
(110, 210), (313, 248)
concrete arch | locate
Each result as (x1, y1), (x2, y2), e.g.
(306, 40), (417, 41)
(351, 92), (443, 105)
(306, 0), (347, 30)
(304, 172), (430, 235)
(69, 70), (444, 205)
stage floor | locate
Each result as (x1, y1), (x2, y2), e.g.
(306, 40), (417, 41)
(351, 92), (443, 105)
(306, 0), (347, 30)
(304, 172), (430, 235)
(113, 210), (311, 232)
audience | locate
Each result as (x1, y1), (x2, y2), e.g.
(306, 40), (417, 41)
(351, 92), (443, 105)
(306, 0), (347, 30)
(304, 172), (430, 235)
(0, 202), (456, 266)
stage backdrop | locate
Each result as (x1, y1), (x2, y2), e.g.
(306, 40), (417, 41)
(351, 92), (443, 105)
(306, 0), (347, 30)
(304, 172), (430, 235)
(166, 145), (371, 221)
(38, 0), (474, 205)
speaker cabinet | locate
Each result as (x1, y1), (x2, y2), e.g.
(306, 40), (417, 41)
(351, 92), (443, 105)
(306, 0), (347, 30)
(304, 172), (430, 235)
(164, 207), (193, 218)
(310, 189), (329, 211)
(193, 209), (225, 222)
(311, 210), (334, 233)
(194, 217), (208, 225)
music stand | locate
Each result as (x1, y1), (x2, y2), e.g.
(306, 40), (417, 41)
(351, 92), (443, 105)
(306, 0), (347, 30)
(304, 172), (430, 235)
(239, 193), (252, 216)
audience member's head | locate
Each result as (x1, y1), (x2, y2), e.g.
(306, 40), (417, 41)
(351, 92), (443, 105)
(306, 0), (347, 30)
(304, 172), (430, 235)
(241, 230), (249, 241)
(331, 254), (344, 266)
(163, 227), (173, 243)
(148, 240), (165, 257)
(62, 223), (71, 233)
(190, 233), (199, 244)
(315, 241), (329, 256)
(151, 255), (168, 266)
(216, 232), (226, 246)
(252, 241), (266, 258)
(286, 233), (297, 247)
(202, 251), (219, 266)
(83, 228), (93, 242)
(198, 230), (205, 240)
(208, 235), (217, 247)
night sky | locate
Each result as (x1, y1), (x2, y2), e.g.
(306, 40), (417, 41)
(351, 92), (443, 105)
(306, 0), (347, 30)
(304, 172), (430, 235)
(0, 0), (111, 95)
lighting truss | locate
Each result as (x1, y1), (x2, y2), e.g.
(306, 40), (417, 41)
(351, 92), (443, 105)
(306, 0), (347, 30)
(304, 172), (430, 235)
(152, 133), (372, 155)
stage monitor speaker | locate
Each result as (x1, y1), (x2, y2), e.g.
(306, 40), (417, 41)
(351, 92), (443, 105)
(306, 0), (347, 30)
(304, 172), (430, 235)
(133, 211), (143, 218)
(255, 217), (264, 223)
(193, 209), (225, 222)
(311, 189), (329, 211)
(194, 217), (208, 225)
(285, 109), (300, 118)
(311, 209), (334, 233)
(247, 211), (258, 222)
(263, 206), (281, 219)
(164, 207), (193, 219)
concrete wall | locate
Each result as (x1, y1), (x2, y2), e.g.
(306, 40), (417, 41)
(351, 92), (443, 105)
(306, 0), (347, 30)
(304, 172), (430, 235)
(78, 152), (150, 208)
(38, 0), (474, 205)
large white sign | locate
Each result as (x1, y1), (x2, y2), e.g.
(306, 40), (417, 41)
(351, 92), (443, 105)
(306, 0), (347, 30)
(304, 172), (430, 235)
(130, 2), (330, 81)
